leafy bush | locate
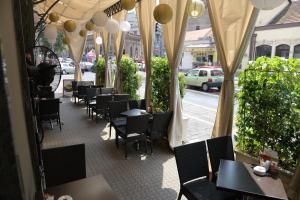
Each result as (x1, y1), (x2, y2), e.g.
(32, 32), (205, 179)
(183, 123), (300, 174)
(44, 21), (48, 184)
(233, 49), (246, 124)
(119, 56), (141, 99)
(95, 57), (105, 86)
(151, 57), (185, 112)
(236, 57), (300, 170)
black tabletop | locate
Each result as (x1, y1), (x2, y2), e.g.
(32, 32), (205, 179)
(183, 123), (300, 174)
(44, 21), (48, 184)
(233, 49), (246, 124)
(35, 175), (119, 200)
(216, 160), (288, 200)
(121, 109), (148, 117)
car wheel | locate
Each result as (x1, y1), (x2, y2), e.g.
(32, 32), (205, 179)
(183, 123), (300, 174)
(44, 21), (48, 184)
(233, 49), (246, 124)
(63, 70), (67, 75)
(202, 83), (209, 92)
(217, 86), (221, 91)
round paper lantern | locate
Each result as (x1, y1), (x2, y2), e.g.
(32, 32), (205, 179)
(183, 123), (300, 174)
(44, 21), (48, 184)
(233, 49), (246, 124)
(63, 36), (70, 45)
(79, 30), (87, 37)
(250, 0), (285, 10)
(189, 0), (205, 18)
(119, 21), (131, 32)
(86, 21), (96, 31)
(96, 36), (102, 45)
(121, 0), (136, 11)
(44, 24), (57, 44)
(153, 4), (173, 24)
(49, 12), (60, 22)
(92, 11), (109, 27)
(64, 20), (77, 32)
(105, 18), (119, 33)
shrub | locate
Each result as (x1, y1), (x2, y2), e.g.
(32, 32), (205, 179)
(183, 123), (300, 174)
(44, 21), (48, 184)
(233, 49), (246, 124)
(119, 56), (141, 99)
(151, 57), (186, 112)
(95, 57), (105, 86)
(236, 57), (300, 170)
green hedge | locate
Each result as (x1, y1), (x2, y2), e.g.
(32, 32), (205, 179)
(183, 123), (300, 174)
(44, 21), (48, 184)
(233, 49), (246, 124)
(95, 57), (105, 86)
(151, 57), (185, 112)
(236, 57), (300, 170)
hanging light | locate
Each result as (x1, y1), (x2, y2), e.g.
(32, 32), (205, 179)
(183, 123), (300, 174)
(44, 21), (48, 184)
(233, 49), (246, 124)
(119, 21), (131, 32)
(189, 0), (205, 18)
(49, 12), (60, 22)
(63, 36), (70, 45)
(79, 30), (87, 37)
(120, 0), (136, 11)
(250, 0), (285, 10)
(153, 4), (173, 24)
(96, 36), (102, 45)
(92, 11), (109, 27)
(64, 20), (77, 32)
(86, 21), (96, 31)
(105, 18), (119, 33)
(44, 24), (57, 44)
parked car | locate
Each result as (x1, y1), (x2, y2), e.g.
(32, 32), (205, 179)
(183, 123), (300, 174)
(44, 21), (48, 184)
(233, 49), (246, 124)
(185, 67), (224, 91)
(61, 62), (75, 74)
(80, 62), (94, 72)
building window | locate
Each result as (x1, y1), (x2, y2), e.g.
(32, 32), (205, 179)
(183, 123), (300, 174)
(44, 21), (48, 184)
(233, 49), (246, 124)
(275, 44), (290, 59)
(293, 44), (300, 59)
(196, 26), (200, 30)
(256, 45), (272, 58)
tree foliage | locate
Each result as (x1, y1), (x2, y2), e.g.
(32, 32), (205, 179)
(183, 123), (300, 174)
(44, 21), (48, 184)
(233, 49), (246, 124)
(236, 57), (300, 170)
(95, 57), (105, 86)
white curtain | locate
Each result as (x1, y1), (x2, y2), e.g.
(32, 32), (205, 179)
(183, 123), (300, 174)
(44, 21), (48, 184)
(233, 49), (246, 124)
(93, 32), (100, 85)
(161, 0), (190, 148)
(101, 29), (112, 87)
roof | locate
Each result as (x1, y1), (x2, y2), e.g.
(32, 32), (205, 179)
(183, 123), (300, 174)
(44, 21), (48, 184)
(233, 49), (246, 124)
(276, 1), (300, 24)
(185, 28), (212, 41)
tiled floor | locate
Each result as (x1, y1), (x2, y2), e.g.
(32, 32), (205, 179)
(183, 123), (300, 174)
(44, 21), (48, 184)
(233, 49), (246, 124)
(43, 98), (185, 200)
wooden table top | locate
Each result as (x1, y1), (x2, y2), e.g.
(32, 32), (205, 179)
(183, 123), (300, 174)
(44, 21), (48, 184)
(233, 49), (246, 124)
(36, 175), (119, 200)
(120, 109), (148, 117)
(217, 160), (288, 200)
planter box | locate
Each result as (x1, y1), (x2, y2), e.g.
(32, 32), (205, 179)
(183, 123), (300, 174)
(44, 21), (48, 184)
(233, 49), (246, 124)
(235, 150), (294, 192)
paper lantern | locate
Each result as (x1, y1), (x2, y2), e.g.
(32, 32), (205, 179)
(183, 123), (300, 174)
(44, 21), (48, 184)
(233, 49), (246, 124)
(92, 11), (109, 27)
(96, 36), (102, 45)
(189, 0), (205, 18)
(250, 0), (285, 10)
(79, 30), (87, 37)
(105, 18), (119, 33)
(153, 4), (173, 24)
(121, 0), (136, 11)
(95, 26), (104, 33)
(44, 24), (57, 44)
(49, 12), (60, 22)
(119, 21), (131, 32)
(64, 20), (77, 32)
(63, 36), (70, 45)
(86, 21), (96, 31)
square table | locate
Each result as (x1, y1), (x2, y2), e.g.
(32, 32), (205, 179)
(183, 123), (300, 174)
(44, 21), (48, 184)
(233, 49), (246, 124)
(120, 108), (148, 117)
(216, 160), (288, 200)
(35, 175), (119, 200)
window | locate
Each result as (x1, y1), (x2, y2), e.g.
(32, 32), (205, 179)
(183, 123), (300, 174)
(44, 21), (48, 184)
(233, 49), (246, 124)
(191, 70), (199, 76)
(293, 44), (300, 59)
(196, 26), (200, 30)
(256, 45), (272, 58)
(211, 70), (223, 76)
(199, 70), (207, 76)
(275, 44), (290, 59)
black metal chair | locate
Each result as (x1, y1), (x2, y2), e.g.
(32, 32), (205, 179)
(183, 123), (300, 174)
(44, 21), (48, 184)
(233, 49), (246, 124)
(147, 111), (173, 153)
(42, 144), (86, 187)
(101, 87), (114, 94)
(108, 101), (128, 138)
(115, 114), (151, 158)
(85, 88), (98, 115)
(38, 98), (61, 131)
(174, 141), (236, 200)
(128, 100), (139, 109)
(113, 94), (130, 101)
(140, 98), (146, 110)
(75, 85), (88, 104)
(37, 86), (54, 98)
(92, 95), (113, 122)
(207, 136), (235, 182)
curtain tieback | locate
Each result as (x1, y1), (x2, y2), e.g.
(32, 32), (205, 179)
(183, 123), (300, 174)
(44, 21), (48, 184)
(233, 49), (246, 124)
(224, 74), (234, 82)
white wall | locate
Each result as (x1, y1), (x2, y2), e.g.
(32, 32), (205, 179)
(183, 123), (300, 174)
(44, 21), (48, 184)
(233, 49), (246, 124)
(180, 51), (193, 71)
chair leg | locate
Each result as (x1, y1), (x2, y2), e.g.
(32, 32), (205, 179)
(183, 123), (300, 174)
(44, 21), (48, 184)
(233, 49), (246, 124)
(177, 189), (183, 200)
(91, 111), (94, 120)
(58, 117), (62, 131)
(115, 134), (119, 148)
(144, 137), (148, 154)
(150, 139), (153, 154)
(95, 113), (98, 123)
(124, 141), (128, 159)
(109, 123), (112, 138)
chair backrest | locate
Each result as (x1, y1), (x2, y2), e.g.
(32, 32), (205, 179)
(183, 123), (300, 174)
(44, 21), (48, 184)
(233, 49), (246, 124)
(101, 87), (114, 94)
(72, 81), (78, 91)
(96, 95), (113, 110)
(108, 101), (128, 119)
(174, 141), (209, 185)
(140, 99), (146, 110)
(128, 100), (139, 109)
(86, 88), (97, 100)
(207, 136), (234, 177)
(37, 86), (54, 98)
(42, 144), (86, 187)
(113, 94), (130, 101)
(77, 85), (88, 95)
(126, 114), (151, 135)
(151, 112), (173, 138)
(38, 98), (60, 115)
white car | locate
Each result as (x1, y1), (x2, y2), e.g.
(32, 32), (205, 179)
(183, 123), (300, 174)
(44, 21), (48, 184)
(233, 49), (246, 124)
(80, 62), (94, 71)
(61, 62), (75, 74)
